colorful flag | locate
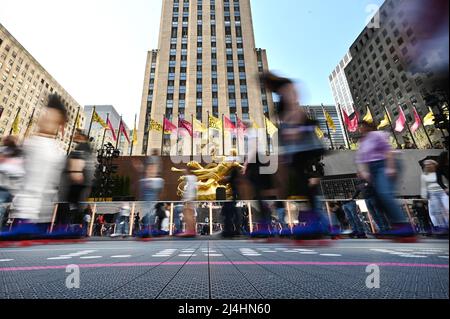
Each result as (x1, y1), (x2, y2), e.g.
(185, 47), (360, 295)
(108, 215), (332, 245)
(423, 108), (435, 127)
(315, 126), (324, 139)
(119, 121), (130, 143)
(208, 115), (222, 131)
(377, 113), (391, 130)
(193, 118), (207, 133)
(163, 118), (177, 134)
(250, 117), (260, 129)
(178, 119), (193, 137)
(223, 116), (236, 131)
(12, 111), (20, 135)
(150, 119), (163, 132)
(75, 113), (82, 129)
(363, 107), (374, 124)
(92, 110), (107, 128)
(236, 117), (247, 134)
(265, 117), (278, 137)
(411, 107), (422, 133)
(344, 110), (359, 133)
(395, 106), (406, 133)
(107, 118), (117, 141)
(324, 109), (336, 132)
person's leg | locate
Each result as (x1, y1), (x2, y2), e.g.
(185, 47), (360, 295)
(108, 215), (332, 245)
(343, 202), (358, 234)
(369, 161), (408, 225)
(437, 192), (449, 229)
(366, 198), (389, 232)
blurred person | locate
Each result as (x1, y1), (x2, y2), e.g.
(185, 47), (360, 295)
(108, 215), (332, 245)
(59, 129), (95, 220)
(114, 204), (131, 238)
(138, 159), (164, 238)
(261, 72), (328, 239)
(356, 121), (415, 240)
(133, 212), (141, 235)
(343, 195), (368, 239)
(177, 167), (198, 237)
(82, 206), (92, 237)
(0, 136), (25, 231)
(437, 151), (448, 194)
(421, 160), (449, 233)
(274, 201), (288, 230)
(154, 202), (168, 234)
(2, 94), (68, 240)
(413, 200), (433, 236)
(243, 119), (275, 237)
(173, 202), (184, 234)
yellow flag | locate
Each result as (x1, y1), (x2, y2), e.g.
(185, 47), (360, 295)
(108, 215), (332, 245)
(363, 107), (374, 124)
(12, 112), (20, 135)
(75, 113), (82, 129)
(193, 118), (207, 133)
(265, 117), (278, 137)
(423, 108), (435, 127)
(315, 126), (324, 139)
(149, 119), (163, 132)
(324, 110), (336, 132)
(92, 111), (107, 128)
(132, 128), (138, 145)
(250, 117), (260, 129)
(208, 115), (222, 131)
(377, 113), (391, 130)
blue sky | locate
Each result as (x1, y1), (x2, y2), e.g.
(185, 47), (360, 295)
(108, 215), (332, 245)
(0, 0), (384, 125)
(252, 0), (384, 104)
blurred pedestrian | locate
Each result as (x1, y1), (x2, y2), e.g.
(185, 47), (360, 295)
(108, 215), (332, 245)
(114, 204), (131, 237)
(177, 167), (197, 237)
(421, 160), (449, 233)
(261, 72), (328, 239)
(4, 94), (68, 240)
(356, 120), (415, 240)
(0, 136), (25, 231)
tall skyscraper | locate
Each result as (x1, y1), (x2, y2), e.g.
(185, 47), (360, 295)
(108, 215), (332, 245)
(342, 0), (448, 147)
(136, 0), (275, 156)
(0, 23), (85, 152)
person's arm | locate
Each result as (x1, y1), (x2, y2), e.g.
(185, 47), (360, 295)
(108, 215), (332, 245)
(420, 174), (428, 199)
(436, 169), (448, 193)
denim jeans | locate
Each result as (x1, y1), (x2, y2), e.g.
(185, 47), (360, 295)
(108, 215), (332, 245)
(343, 201), (365, 234)
(428, 191), (449, 229)
(365, 198), (389, 232)
(368, 160), (407, 225)
(116, 216), (129, 235)
(276, 208), (288, 228)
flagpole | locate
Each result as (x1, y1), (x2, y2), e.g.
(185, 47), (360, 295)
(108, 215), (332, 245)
(87, 106), (96, 139)
(381, 103), (401, 149)
(67, 106), (81, 155)
(101, 113), (110, 149)
(191, 114), (194, 157)
(161, 114), (165, 156)
(337, 104), (351, 149)
(207, 111), (210, 156)
(413, 104), (434, 148)
(9, 107), (21, 135)
(403, 110), (418, 149)
(263, 116), (270, 155)
(322, 104), (334, 150)
(115, 116), (122, 150)
(235, 113), (241, 156)
(24, 108), (36, 139)
(222, 114), (225, 156)
(176, 114), (180, 156)
(130, 114), (137, 156)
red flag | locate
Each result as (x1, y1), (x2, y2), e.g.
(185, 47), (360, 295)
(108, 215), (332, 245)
(411, 107), (421, 133)
(107, 118), (117, 141)
(345, 110), (359, 132)
(178, 119), (193, 137)
(236, 117), (247, 134)
(224, 116), (236, 132)
(163, 118), (177, 134)
(395, 106), (406, 133)
(119, 121), (130, 143)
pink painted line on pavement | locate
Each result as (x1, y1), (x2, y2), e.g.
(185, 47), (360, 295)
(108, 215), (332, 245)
(0, 261), (448, 272)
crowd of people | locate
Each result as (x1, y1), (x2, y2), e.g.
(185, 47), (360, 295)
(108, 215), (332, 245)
(0, 74), (448, 243)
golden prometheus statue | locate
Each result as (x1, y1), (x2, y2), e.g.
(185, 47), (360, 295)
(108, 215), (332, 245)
(171, 149), (244, 200)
